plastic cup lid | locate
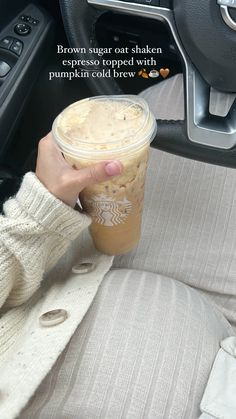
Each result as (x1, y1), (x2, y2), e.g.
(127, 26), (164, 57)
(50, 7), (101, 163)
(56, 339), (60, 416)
(52, 95), (157, 159)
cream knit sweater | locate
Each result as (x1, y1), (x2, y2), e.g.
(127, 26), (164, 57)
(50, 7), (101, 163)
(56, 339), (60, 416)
(0, 173), (113, 419)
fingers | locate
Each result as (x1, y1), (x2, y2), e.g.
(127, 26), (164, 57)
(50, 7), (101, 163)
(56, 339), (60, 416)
(38, 132), (54, 149)
(72, 160), (123, 190)
(38, 132), (65, 159)
(37, 133), (123, 194)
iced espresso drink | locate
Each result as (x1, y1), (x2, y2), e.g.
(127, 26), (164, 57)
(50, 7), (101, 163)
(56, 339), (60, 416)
(52, 96), (157, 255)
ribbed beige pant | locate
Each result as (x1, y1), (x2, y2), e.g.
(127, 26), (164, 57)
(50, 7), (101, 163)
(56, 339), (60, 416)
(20, 269), (233, 419)
(21, 75), (236, 418)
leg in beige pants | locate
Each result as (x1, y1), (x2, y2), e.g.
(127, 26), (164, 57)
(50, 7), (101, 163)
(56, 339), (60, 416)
(21, 269), (233, 419)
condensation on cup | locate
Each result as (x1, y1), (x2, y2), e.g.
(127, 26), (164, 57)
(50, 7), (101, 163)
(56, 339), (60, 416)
(52, 95), (157, 255)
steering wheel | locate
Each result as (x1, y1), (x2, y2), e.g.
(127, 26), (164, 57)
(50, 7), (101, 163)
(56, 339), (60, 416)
(59, 0), (236, 168)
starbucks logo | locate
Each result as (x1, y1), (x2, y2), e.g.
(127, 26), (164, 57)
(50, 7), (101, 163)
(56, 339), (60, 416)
(85, 194), (132, 226)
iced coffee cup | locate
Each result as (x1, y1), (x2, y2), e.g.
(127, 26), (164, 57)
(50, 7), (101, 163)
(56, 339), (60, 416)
(52, 95), (157, 255)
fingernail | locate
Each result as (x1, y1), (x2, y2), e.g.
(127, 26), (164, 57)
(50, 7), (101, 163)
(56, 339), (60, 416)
(105, 161), (122, 176)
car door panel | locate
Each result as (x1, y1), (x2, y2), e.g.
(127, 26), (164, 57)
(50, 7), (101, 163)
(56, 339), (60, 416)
(0, 2), (54, 163)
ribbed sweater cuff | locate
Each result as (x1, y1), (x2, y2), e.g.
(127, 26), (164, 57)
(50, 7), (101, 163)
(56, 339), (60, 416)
(16, 172), (91, 240)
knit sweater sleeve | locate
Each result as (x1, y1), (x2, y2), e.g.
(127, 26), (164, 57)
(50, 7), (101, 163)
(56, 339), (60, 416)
(0, 173), (91, 309)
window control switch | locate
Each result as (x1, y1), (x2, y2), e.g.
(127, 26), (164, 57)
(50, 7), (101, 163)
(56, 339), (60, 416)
(10, 39), (23, 56)
(0, 60), (11, 77)
(0, 37), (13, 50)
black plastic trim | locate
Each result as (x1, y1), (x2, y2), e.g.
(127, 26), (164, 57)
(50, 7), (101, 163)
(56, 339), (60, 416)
(152, 120), (236, 168)
(0, 3), (54, 161)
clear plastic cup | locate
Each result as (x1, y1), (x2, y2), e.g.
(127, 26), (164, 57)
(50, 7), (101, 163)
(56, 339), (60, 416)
(52, 95), (157, 255)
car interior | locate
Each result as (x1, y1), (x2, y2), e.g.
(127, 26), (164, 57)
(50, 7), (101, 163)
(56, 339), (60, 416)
(1, 0), (236, 416)
(1, 0), (236, 211)
(0, 0), (185, 210)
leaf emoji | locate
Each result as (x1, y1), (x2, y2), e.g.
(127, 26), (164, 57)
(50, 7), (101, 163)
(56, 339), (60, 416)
(141, 72), (149, 79)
